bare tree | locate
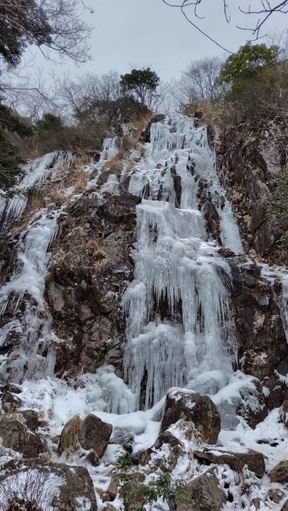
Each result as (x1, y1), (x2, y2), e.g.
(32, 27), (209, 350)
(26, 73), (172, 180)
(177, 57), (222, 107)
(162, 0), (288, 52)
(0, 0), (92, 66)
(61, 71), (122, 125)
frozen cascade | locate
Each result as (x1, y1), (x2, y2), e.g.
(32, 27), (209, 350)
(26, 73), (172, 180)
(123, 116), (241, 410)
(0, 208), (60, 383)
(0, 151), (74, 235)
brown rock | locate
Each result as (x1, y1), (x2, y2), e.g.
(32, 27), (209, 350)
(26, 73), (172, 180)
(0, 459), (97, 511)
(58, 415), (82, 455)
(281, 499), (288, 511)
(279, 400), (288, 427)
(267, 488), (285, 504)
(269, 460), (288, 483)
(160, 388), (221, 444)
(79, 413), (112, 458)
(21, 409), (39, 431)
(176, 471), (226, 511)
(0, 417), (48, 458)
(194, 448), (266, 477)
(46, 193), (140, 377)
(1, 391), (21, 412)
(103, 505), (116, 511)
(58, 413), (112, 459)
(107, 478), (118, 500)
(202, 199), (220, 241)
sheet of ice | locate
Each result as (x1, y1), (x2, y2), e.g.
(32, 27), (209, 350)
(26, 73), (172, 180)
(0, 151), (74, 234)
(123, 116), (239, 410)
(128, 116), (243, 253)
(0, 208), (60, 382)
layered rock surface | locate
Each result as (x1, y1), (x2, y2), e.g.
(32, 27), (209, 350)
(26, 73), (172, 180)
(0, 114), (287, 511)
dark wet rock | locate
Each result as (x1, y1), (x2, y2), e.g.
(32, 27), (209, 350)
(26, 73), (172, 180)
(0, 459), (97, 511)
(202, 199), (220, 241)
(194, 448), (266, 477)
(170, 166), (182, 207)
(160, 388), (221, 444)
(176, 471), (227, 511)
(218, 118), (288, 264)
(226, 257), (288, 389)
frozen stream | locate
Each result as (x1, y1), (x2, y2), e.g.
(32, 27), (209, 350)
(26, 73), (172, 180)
(123, 116), (243, 409)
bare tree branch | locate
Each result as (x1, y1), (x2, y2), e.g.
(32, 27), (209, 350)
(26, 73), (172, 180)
(162, 0), (288, 49)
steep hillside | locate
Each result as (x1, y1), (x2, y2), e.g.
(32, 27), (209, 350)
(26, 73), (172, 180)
(0, 115), (287, 511)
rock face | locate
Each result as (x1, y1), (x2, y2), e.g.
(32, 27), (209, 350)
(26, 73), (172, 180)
(176, 471), (226, 511)
(46, 193), (141, 377)
(160, 388), (221, 444)
(218, 118), (288, 264)
(58, 413), (112, 459)
(227, 258), (287, 385)
(0, 459), (97, 511)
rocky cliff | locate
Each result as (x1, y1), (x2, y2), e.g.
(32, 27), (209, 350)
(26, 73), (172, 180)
(0, 115), (287, 511)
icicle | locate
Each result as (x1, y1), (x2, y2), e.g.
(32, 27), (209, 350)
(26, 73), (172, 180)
(0, 151), (74, 234)
(0, 209), (60, 383)
(123, 115), (238, 410)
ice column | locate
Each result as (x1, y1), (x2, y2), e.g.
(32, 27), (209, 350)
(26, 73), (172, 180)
(123, 116), (238, 410)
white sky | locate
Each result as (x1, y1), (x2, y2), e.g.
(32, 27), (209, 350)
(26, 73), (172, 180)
(34, 0), (288, 81)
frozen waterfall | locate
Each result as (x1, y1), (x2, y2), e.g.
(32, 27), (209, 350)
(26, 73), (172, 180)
(0, 151), (74, 383)
(123, 116), (242, 410)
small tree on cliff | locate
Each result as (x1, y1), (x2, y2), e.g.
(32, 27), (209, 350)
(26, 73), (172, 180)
(217, 42), (279, 88)
(120, 68), (160, 109)
(216, 42), (281, 118)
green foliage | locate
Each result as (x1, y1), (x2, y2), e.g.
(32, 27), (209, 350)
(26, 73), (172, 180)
(0, 127), (23, 189)
(34, 113), (63, 141)
(77, 95), (149, 127)
(267, 170), (288, 247)
(120, 68), (160, 107)
(0, 0), (90, 67)
(217, 42), (279, 86)
(0, 0), (52, 66)
(117, 451), (135, 471)
(215, 42), (285, 120)
(0, 103), (33, 138)
(121, 472), (186, 511)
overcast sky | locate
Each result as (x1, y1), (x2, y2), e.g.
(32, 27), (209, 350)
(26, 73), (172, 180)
(34, 0), (288, 82)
